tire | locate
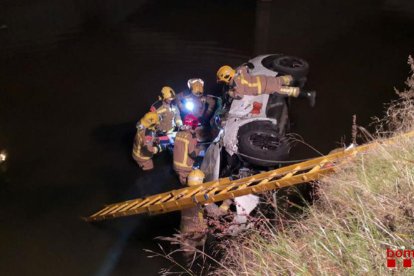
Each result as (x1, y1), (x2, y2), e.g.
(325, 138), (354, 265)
(272, 55), (309, 80)
(237, 121), (290, 167)
(261, 54), (284, 70)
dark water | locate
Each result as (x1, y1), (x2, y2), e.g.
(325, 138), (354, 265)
(0, 0), (413, 275)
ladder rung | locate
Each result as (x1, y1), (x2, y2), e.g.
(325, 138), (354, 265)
(118, 199), (144, 212)
(140, 195), (163, 208)
(98, 204), (123, 216)
(90, 206), (111, 217)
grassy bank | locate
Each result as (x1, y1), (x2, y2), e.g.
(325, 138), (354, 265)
(214, 58), (414, 275)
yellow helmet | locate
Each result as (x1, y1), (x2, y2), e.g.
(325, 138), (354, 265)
(216, 65), (235, 84)
(187, 78), (204, 97)
(160, 86), (175, 101)
(140, 112), (159, 130)
(187, 169), (205, 186)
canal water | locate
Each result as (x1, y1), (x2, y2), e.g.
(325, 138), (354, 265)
(1, 0), (413, 275)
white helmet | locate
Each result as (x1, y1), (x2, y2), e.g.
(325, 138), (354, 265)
(187, 78), (204, 97)
(187, 78), (204, 89)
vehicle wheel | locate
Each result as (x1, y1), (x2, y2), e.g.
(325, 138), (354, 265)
(237, 121), (290, 167)
(272, 55), (309, 80)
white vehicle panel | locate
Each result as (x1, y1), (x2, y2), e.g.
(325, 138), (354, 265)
(228, 94), (269, 118)
(248, 54), (279, 77)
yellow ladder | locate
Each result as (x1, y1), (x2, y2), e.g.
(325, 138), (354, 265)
(85, 130), (414, 222)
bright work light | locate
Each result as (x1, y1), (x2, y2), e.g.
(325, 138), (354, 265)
(185, 101), (195, 111)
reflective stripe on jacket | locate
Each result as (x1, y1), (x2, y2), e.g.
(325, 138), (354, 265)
(181, 206), (206, 233)
(132, 127), (157, 161)
(173, 130), (198, 170)
(231, 66), (294, 97)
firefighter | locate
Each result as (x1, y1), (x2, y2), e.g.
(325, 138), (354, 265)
(132, 112), (162, 171)
(150, 86), (182, 148)
(180, 169), (232, 263)
(173, 114), (200, 185)
(176, 78), (216, 124)
(180, 169), (208, 263)
(150, 86), (182, 133)
(216, 65), (316, 107)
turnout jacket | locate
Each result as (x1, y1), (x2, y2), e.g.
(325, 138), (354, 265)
(173, 129), (199, 171)
(181, 206), (206, 233)
(229, 66), (298, 98)
(132, 126), (158, 162)
(150, 100), (182, 133)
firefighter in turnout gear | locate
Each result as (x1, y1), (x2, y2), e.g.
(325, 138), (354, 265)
(180, 169), (233, 263)
(180, 169), (208, 263)
(216, 65), (316, 107)
(173, 114), (200, 185)
(176, 78), (216, 123)
(132, 112), (162, 171)
(150, 86), (182, 133)
(150, 86), (182, 148)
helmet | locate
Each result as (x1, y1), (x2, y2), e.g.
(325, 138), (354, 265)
(216, 65), (235, 84)
(140, 112), (159, 130)
(183, 114), (199, 129)
(187, 169), (205, 186)
(160, 86), (175, 101)
(187, 78), (204, 97)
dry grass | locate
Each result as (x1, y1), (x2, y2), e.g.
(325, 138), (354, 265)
(213, 57), (414, 275)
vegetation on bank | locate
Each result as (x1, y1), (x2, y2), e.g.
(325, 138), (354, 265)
(212, 57), (414, 275)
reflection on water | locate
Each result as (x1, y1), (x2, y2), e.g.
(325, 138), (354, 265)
(0, 0), (414, 275)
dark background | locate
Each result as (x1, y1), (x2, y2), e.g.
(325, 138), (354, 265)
(0, 0), (413, 275)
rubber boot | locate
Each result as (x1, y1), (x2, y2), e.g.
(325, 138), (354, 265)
(299, 90), (316, 107)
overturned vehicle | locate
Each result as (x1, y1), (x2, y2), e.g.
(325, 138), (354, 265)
(202, 54), (311, 181)
(198, 54), (313, 233)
